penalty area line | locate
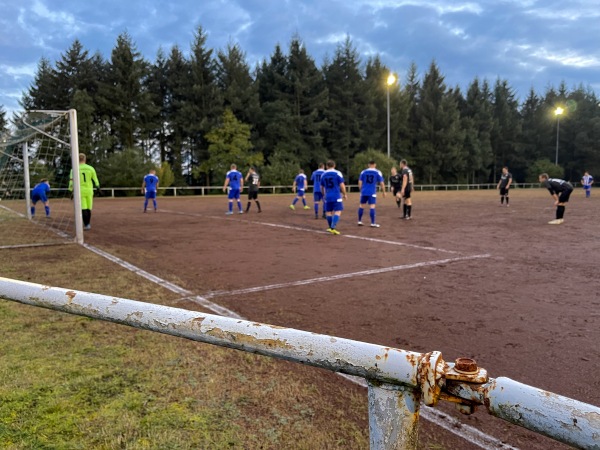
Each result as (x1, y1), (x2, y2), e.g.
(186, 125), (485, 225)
(204, 253), (491, 299)
(83, 243), (242, 319)
(160, 208), (460, 254)
(82, 241), (508, 450)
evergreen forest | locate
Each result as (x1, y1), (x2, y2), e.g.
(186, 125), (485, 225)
(1, 26), (599, 187)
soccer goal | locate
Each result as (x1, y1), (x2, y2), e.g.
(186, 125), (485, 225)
(0, 109), (84, 248)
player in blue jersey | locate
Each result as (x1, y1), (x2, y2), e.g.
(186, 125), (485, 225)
(581, 171), (594, 198)
(142, 169), (159, 213)
(290, 169), (310, 210)
(539, 173), (573, 224)
(223, 164), (244, 215)
(30, 179), (51, 217)
(357, 160), (386, 227)
(311, 163), (326, 219)
(320, 160), (347, 235)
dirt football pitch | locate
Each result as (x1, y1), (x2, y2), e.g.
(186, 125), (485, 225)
(16, 188), (600, 448)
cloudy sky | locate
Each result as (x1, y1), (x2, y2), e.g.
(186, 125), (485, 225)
(1, 0), (599, 115)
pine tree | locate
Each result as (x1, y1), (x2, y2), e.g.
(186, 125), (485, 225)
(146, 48), (170, 163)
(462, 77), (494, 183)
(255, 44), (295, 164)
(187, 26), (222, 183)
(414, 61), (464, 183)
(97, 32), (152, 152)
(53, 40), (98, 107)
(216, 42), (257, 127)
(403, 62), (420, 160)
(322, 37), (367, 174)
(516, 88), (545, 179)
(490, 79), (520, 182)
(285, 37), (328, 167)
(163, 45), (191, 183)
(21, 58), (57, 110)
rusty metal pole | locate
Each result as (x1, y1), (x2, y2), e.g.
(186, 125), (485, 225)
(368, 382), (419, 450)
(485, 377), (600, 450)
(0, 276), (424, 386)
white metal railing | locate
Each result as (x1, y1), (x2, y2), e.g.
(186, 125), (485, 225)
(1, 277), (598, 450)
(4, 182), (585, 199)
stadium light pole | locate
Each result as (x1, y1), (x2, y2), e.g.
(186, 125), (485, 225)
(386, 73), (396, 159)
(554, 107), (564, 165)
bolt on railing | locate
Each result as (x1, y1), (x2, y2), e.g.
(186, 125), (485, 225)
(0, 276), (598, 450)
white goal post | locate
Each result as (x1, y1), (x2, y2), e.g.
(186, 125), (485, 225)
(0, 109), (84, 247)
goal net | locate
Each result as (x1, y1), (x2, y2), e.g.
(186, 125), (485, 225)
(0, 110), (83, 248)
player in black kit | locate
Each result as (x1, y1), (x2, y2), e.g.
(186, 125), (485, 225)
(390, 167), (402, 208)
(496, 166), (513, 206)
(399, 159), (414, 219)
(539, 173), (573, 224)
(245, 167), (262, 212)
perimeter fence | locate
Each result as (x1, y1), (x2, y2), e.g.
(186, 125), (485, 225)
(1, 277), (598, 450)
(2, 182), (572, 198)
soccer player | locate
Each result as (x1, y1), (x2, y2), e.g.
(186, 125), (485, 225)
(69, 153), (100, 231)
(581, 171), (594, 198)
(399, 159), (414, 219)
(539, 173), (573, 225)
(290, 169), (310, 210)
(390, 167), (402, 208)
(497, 166), (513, 206)
(142, 169), (159, 213)
(357, 160), (386, 227)
(311, 163), (326, 219)
(223, 164), (244, 215)
(320, 160), (347, 235)
(30, 179), (51, 217)
(245, 167), (262, 212)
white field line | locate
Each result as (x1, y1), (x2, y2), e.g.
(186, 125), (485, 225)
(204, 254), (491, 299)
(160, 209), (460, 254)
(82, 241), (509, 449)
(83, 243), (242, 318)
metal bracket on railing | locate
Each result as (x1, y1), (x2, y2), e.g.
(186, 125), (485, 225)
(417, 351), (446, 406)
(439, 357), (489, 415)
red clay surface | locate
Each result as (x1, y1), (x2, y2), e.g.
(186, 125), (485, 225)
(79, 189), (599, 449)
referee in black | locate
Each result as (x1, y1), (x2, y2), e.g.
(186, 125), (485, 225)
(539, 173), (573, 224)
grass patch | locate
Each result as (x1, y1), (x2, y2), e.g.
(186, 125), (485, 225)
(0, 245), (369, 449)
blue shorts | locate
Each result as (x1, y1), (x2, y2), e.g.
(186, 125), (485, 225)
(359, 195), (377, 205)
(145, 190), (157, 199)
(31, 193), (47, 204)
(296, 189), (305, 196)
(313, 192), (323, 202)
(228, 189), (241, 199)
(324, 200), (344, 212)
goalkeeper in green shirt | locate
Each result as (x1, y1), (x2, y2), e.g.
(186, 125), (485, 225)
(69, 153), (100, 230)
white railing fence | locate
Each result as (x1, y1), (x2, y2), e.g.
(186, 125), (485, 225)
(1, 277), (598, 450)
(3, 183), (588, 199)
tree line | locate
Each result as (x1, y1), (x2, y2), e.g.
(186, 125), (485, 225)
(3, 25), (600, 187)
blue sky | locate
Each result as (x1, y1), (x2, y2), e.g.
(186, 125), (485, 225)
(1, 0), (599, 116)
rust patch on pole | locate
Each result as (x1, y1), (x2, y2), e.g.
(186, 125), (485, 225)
(65, 290), (76, 304)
